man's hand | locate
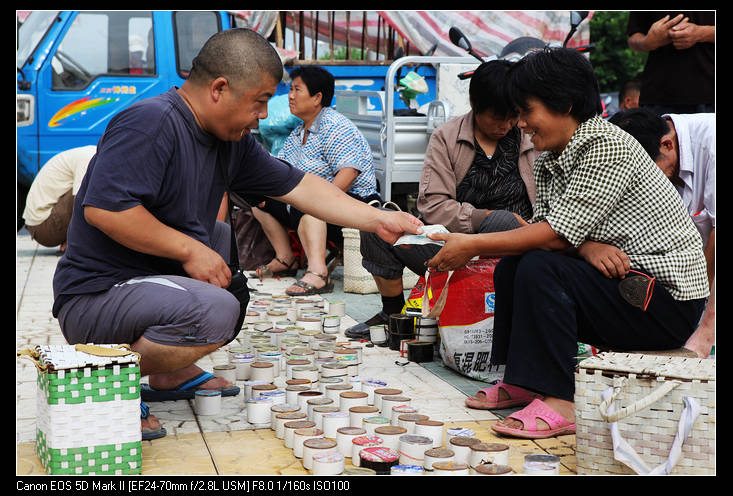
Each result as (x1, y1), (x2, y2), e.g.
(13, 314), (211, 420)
(425, 232), (476, 272)
(577, 240), (630, 279)
(629, 14), (686, 52)
(181, 241), (232, 288)
(646, 14), (686, 50)
(375, 210), (424, 245)
(85, 204), (232, 288)
(669, 19), (710, 50)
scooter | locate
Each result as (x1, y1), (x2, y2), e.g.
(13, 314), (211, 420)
(451, 11), (595, 80)
(449, 11), (610, 117)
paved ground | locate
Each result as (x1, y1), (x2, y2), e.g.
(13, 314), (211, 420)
(16, 231), (577, 476)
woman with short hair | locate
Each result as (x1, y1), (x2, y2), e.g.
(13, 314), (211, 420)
(427, 47), (709, 439)
(253, 66), (380, 295)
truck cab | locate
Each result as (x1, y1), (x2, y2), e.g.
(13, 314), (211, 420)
(16, 10), (237, 228)
(17, 10), (452, 229)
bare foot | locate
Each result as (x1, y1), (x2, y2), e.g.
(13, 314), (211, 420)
(286, 271), (328, 294)
(256, 256), (297, 279)
(466, 382), (542, 408)
(142, 413), (162, 432)
(496, 397), (575, 431)
(470, 385), (526, 403)
(147, 364), (234, 392)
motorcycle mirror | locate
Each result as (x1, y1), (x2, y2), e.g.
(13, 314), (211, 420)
(564, 11), (589, 47)
(449, 26), (485, 63)
(449, 27), (471, 51)
(570, 11), (589, 29)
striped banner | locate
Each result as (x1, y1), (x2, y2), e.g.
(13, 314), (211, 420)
(233, 10), (592, 57)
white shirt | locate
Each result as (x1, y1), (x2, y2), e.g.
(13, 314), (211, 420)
(22, 145), (96, 226)
(666, 113), (716, 248)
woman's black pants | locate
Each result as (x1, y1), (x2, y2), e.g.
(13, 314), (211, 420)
(490, 250), (705, 401)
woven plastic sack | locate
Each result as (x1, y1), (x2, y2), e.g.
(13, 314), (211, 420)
(422, 258), (504, 382)
(575, 352), (715, 475)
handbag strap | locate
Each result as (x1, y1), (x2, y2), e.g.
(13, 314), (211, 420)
(216, 143), (240, 268)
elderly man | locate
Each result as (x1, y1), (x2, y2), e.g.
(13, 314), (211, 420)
(609, 108), (715, 358)
(52, 28), (421, 440)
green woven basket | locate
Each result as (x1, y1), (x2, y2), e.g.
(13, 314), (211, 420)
(23, 344), (142, 475)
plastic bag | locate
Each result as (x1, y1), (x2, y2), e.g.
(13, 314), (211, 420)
(258, 94), (302, 156)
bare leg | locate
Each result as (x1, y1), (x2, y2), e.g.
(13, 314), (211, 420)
(252, 206), (296, 275)
(374, 275), (404, 298)
(132, 336), (232, 390)
(288, 215), (329, 291)
(133, 336), (230, 434)
(684, 282), (715, 357)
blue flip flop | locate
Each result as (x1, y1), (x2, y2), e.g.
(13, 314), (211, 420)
(140, 371), (240, 402)
(141, 402), (167, 441)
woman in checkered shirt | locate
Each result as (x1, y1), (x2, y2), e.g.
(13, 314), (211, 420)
(426, 47), (709, 439)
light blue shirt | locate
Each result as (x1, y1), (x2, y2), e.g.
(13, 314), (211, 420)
(278, 107), (377, 198)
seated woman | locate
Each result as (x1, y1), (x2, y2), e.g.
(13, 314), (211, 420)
(345, 60), (538, 338)
(253, 66), (380, 295)
(426, 47), (709, 439)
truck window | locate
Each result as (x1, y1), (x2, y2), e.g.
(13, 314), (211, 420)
(51, 11), (154, 90)
(173, 11), (220, 77)
(17, 11), (60, 69)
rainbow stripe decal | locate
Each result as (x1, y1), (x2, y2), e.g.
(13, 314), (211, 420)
(48, 96), (117, 127)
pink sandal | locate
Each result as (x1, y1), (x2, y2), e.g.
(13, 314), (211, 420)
(465, 381), (542, 410)
(491, 399), (576, 439)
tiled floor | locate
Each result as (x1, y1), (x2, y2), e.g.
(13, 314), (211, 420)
(16, 233), (577, 475)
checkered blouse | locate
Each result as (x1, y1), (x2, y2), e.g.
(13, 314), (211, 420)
(531, 115), (709, 301)
(278, 107), (378, 198)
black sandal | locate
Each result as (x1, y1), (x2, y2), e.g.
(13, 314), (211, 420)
(256, 256), (298, 279)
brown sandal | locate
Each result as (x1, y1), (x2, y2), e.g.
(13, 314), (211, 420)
(285, 271), (334, 296)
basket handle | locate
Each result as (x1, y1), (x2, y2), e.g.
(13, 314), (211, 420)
(600, 379), (702, 475)
(16, 347), (46, 373)
(599, 376), (682, 422)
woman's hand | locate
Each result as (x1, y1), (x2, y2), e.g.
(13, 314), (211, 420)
(577, 240), (630, 279)
(425, 232), (478, 272)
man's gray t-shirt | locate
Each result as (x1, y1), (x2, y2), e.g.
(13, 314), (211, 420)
(52, 88), (304, 316)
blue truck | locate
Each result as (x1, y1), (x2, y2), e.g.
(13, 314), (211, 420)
(16, 10), (448, 229)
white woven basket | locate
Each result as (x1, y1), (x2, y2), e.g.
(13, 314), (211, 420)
(575, 352), (715, 475)
(341, 228), (419, 294)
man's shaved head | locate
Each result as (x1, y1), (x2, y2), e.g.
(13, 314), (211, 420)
(188, 28), (283, 93)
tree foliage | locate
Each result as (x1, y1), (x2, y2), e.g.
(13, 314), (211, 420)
(589, 11), (648, 93)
